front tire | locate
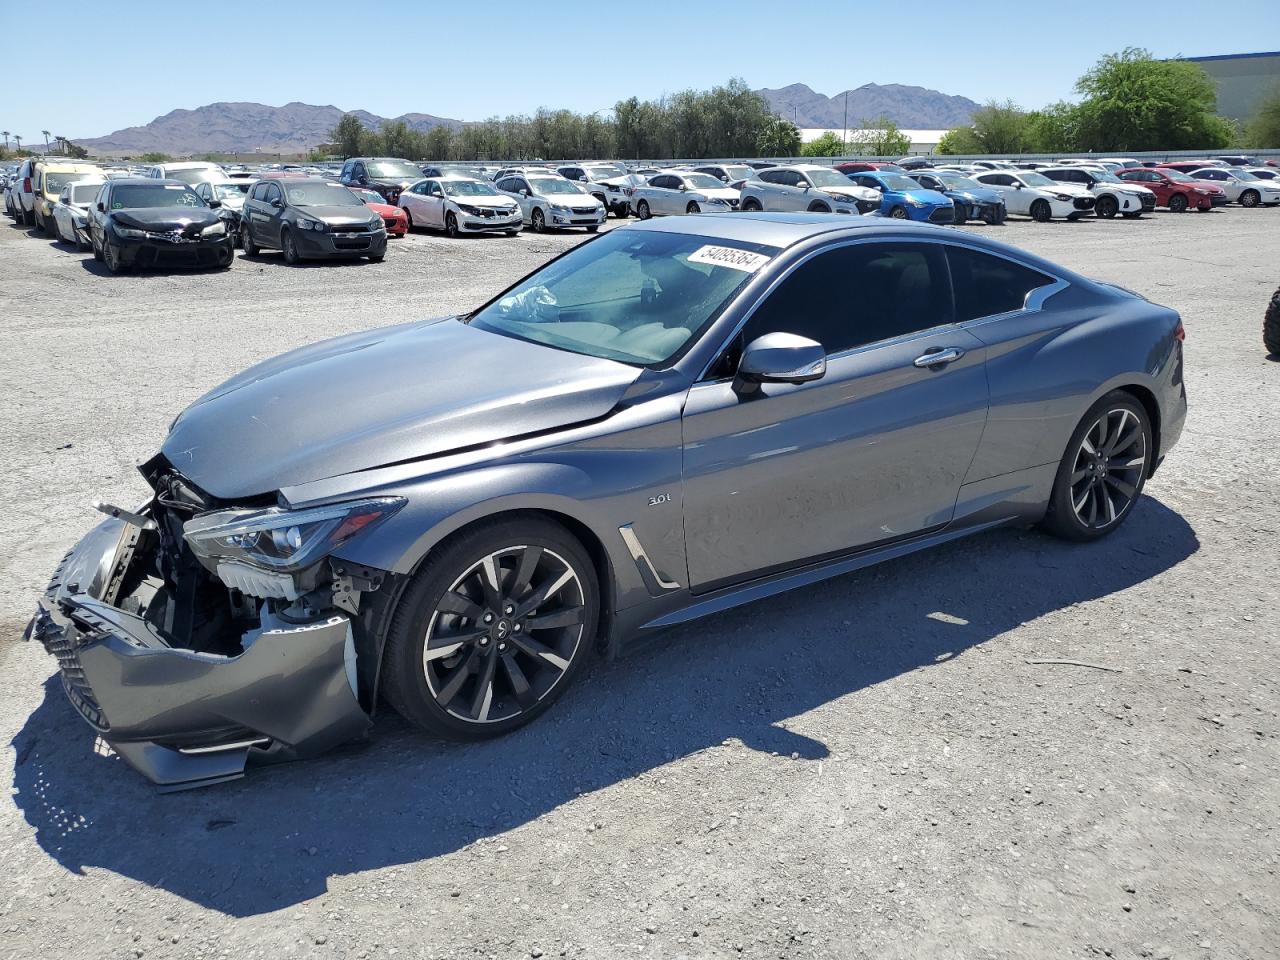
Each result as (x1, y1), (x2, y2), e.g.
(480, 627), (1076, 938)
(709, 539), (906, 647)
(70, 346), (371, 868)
(531, 208), (547, 233)
(1264, 286), (1280, 356)
(382, 517), (600, 740)
(1030, 199), (1052, 222)
(241, 223), (259, 257)
(445, 212), (460, 238)
(103, 242), (127, 274)
(686, 201), (701, 214)
(91, 231), (104, 261)
(1168, 193), (1188, 213)
(1041, 391), (1151, 542)
(740, 197), (762, 212)
(281, 228), (300, 265)
(636, 200), (651, 220)
(889, 205), (908, 219)
(1095, 195), (1119, 218)
(1239, 189), (1260, 208)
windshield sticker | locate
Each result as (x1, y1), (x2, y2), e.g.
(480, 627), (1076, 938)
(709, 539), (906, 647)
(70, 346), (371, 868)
(164, 184), (186, 189)
(687, 245), (771, 273)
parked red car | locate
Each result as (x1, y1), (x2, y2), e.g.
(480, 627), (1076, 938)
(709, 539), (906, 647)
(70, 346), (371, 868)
(349, 188), (409, 237)
(1117, 168), (1224, 212)
(834, 161), (907, 175)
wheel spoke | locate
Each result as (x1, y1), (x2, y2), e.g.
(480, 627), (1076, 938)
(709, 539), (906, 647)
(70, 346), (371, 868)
(1081, 437), (1098, 457)
(1085, 485), (1099, 527)
(1094, 415), (1109, 452)
(501, 652), (533, 702)
(516, 569), (576, 618)
(1118, 455), (1146, 470)
(1104, 474), (1137, 500)
(437, 591), (484, 620)
(526, 606), (585, 631)
(510, 632), (570, 671)
(1070, 467), (1089, 485)
(469, 651), (498, 721)
(435, 647), (478, 706)
(507, 545), (543, 600)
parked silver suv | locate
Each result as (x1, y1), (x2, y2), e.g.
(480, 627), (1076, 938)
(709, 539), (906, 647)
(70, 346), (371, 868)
(739, 164), (880, 215)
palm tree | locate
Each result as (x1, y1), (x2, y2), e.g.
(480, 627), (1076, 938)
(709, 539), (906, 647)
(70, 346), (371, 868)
(42, 129), (50, 152)
(55, 136), (66, 155)
(1, 131), (9, 151)
(13, 134), (22, 153)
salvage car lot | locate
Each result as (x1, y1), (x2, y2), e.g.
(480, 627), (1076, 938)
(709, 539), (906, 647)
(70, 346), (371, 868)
(1, 210), (1277, 958)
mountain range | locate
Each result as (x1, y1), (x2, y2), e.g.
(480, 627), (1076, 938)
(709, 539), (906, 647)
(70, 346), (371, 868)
(77, 102), (462, 156)
(756, 83), (979, 129)
(76, 83), (977, 156)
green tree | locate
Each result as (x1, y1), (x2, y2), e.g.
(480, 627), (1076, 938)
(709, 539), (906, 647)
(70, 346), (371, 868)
(757, 116), (801, 157)
(1024, 101), (1080, 153)
(1245, 85), (1280, 148)
(970, 100), (1031, 153)
(329, 113), (367, 158)
(138, 152), (172, 163)
(801, 131), (846, 157)
(935, 127), (983, 155)
(424, 124), (456, 160)
(1072, 47), (1232, 151)
(849, 116), (911, 156)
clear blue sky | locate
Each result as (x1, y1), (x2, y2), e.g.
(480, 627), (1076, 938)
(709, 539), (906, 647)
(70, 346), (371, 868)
(3, 0), (1277, 144)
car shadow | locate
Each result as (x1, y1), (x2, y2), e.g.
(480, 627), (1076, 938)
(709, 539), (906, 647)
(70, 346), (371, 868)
(9, 497), (1198, 917)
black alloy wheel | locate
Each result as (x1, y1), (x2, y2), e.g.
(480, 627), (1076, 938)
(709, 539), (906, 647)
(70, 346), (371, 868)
(1030, 199), (1052, 222)
(1240, 189), (1260, 208)
(103, 242), (126, 274)
(636, 200), (651, 220)
(241, 221), (259, 256)
(445, 212), (459, 238)
(531, 208), (547, 232)
(1095, 195), (1119, 218)
(281, 228), (300, 265)
(382, 518), (599, 739)
(1042, 392), (1151, 541)
(741, 197), (762, 212)
(1169, 193), (1188, 213)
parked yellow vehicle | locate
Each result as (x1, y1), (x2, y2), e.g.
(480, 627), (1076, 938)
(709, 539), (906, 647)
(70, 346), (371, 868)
(32, 160), (99, 234)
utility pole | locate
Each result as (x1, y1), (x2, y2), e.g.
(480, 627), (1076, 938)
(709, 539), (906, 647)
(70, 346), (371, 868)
(841, 91), (848, 155)
(42, 130), (50, 153)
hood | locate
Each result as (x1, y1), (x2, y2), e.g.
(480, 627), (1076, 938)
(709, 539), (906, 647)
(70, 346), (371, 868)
(949, 187), (1004, 204)
(365, 200), (402, 217)
(162, 318), (642, 499)
(539, 189), (599, 204)
(367, 176), (418, 189)
(299, 204), (382, 226)
(218, 196), (247, 211)
(900, 188), (950, 205)
(110, 207), (221, 231)
(822, 185), (879, 202)
(1040, 182), (1093, 197)
(700, 187), (741, 201)
(455, 195), (518, 208)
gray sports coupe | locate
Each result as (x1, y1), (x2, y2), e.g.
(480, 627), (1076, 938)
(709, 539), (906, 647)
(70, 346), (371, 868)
(27, 214), (1186, 789)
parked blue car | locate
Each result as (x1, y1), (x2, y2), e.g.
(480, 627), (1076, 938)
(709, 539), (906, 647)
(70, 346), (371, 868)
(844, 170), (956, 223)
(906, 170), (1008, 225)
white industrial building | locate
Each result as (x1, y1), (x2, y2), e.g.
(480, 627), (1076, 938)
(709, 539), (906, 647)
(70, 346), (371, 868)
(799, 128), (948, 154)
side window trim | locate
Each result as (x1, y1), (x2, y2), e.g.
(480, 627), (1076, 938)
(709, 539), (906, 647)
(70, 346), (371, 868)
(696, 236), (1067, 381)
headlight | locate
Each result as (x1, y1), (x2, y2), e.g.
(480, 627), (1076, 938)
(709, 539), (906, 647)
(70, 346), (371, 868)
(114, 224), (147, 238)
(1054, 193), (1073, 202)
(457, 204), (482, 216)
(550, 204), (572, 214)
(183, 497), (405, 573)
(906, 197), (925, 207)
(297, 217), (322, 231)
(368, 219), (384, 231)
(201, 221), (226, 237)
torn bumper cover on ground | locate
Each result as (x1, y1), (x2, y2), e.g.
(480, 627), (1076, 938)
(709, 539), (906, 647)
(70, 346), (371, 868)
(25, 515), (371, 790)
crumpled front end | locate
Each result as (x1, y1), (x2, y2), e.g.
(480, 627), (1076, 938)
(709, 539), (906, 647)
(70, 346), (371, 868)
(25, 472), (387, 791)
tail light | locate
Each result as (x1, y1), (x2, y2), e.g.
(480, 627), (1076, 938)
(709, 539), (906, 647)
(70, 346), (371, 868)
(1175, 320), (1186, 342)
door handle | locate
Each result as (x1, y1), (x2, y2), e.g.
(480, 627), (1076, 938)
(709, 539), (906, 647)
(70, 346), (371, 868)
(913, 347), (965, 368)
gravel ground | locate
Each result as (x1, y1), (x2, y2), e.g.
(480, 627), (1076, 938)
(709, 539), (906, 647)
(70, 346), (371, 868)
(1, 207), (1277, 960)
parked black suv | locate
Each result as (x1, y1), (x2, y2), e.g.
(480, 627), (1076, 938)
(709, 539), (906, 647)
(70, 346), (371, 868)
(87, 178), (234, 273)
(339, 157), (424, 203)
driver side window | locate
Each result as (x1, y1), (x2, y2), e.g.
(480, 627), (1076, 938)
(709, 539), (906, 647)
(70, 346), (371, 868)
(714, 242), (952, 376)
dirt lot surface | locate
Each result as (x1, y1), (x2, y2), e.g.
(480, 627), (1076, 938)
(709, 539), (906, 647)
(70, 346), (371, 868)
(1, 207), (1277, 960)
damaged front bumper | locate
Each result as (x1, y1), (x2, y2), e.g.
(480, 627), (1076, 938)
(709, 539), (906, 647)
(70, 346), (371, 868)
(26, 514), (372, 791)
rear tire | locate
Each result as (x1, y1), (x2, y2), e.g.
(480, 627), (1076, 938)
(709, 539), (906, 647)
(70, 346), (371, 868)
(1264, 286), (1280, 357)
(1030, 199), (1052, 222)
(381, 517), (600, 741)
(1168, 193), (1188, 213)
(1041, 391), (1151, 542)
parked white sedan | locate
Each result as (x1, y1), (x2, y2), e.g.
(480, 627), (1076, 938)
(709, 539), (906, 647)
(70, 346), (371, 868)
(1185, 167), (1280, 207)
(495, 173), (605, 232)
(630, 171), (740, 218)
(51, 177), (104, 250)
(972, 170), (1096, 221)
(400, 176), (523, 236)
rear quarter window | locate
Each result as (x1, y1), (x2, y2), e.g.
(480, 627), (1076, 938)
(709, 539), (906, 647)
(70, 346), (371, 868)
(947, 246), (1055, 321)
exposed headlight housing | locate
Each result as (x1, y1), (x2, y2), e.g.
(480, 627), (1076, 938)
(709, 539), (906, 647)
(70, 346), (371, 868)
(183, 497), (406, 573)
(457, 204), (483, 216)
(114, 224), (147, 238)
(201, 221), (226, 237)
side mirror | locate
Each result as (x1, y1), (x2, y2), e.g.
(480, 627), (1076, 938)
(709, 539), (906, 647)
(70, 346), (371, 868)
(679, 184), (688, 192)
(734, 333), (827, 395)
(97, 201), (105, 212)
(1014, 182), (1024, 189)
(270, 198), (282, 208)
(357, 175), (368, 185)
(208, 198), (221, 208)
(520, 189), (531, 197)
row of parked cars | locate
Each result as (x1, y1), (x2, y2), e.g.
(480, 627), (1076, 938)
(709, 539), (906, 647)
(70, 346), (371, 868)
(5, 151), (1277, 272)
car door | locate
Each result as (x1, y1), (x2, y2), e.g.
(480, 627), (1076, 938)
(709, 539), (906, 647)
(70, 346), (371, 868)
(89, 182), (110, 246)
(979, 174), (1026, 214)
(243, 181), (269, 243)
(422, 179), (447, 228)
(259, 182), (285, 246)
(643, 174), (673, 214)
(765, 170), (802, 211)
(680, 240), (990, 589)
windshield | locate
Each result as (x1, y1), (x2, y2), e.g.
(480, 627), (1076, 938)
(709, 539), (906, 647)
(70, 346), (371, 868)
(110, 184), (206, 209)
(683, 173), (725, 190)
(585, 166), (625, 180)
(368, 160), (423, 179)
(528, 177), (584, 195)
(935, 173), (981, 190)
(468, 230), (779, 366)
(1017, 172), (1055, 187)
(214, 182), (251, 198)
(442, 179), (501, 197)
(1231, 171), (1259, 181)
(805, 168), (852, 188)
(287, 182), (365, 206)
(70, 183), (101, 204)
(1091, 171), (1123, 183)
(722, 165), (754, 181)
(45, 173), (91, 194)
(881, 175), (922, 191)
(164, 167), (221, 185)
